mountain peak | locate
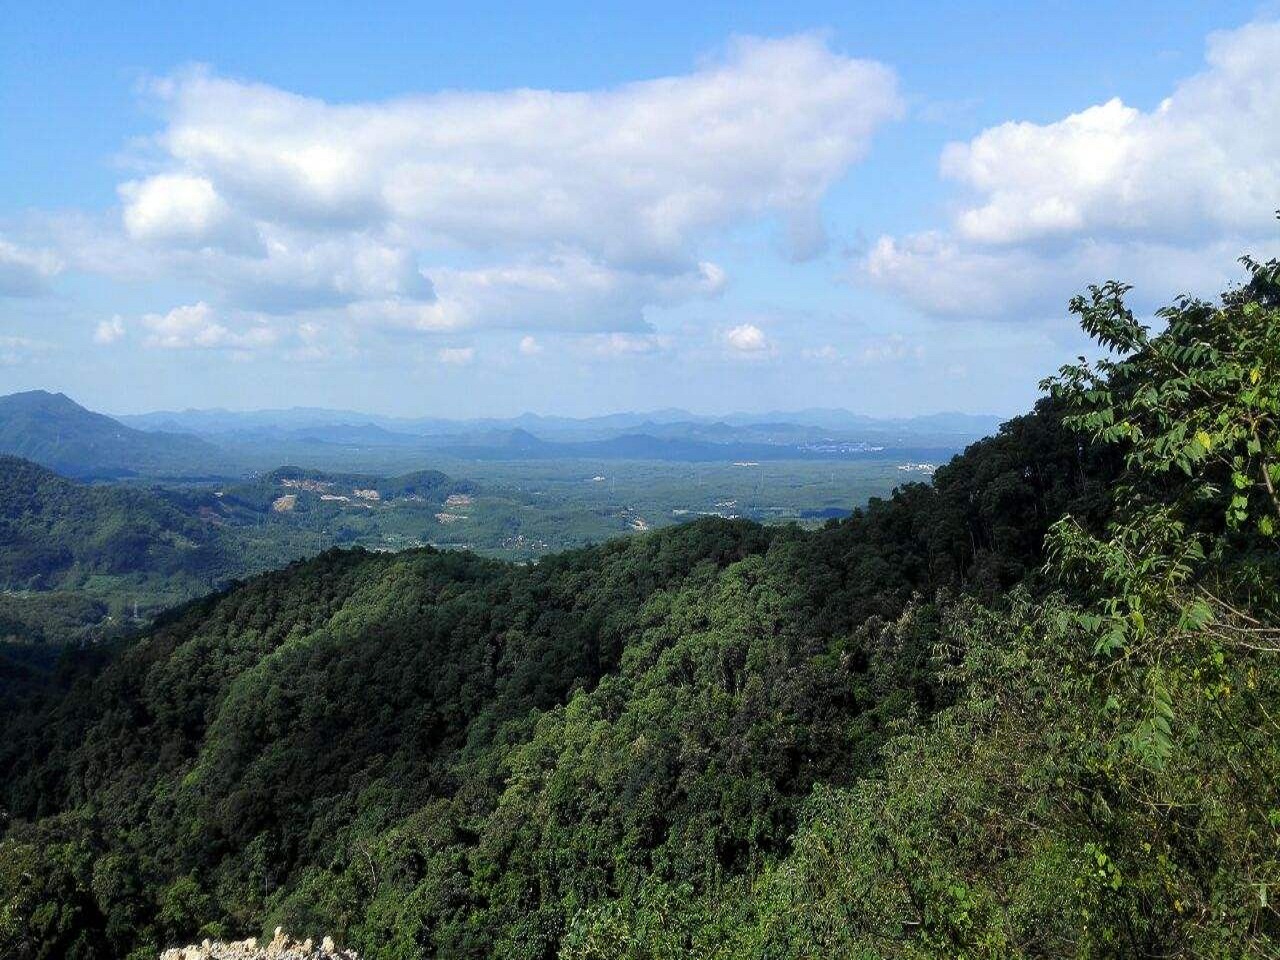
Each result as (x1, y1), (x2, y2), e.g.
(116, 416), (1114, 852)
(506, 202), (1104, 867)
(0, 390), (226, 479)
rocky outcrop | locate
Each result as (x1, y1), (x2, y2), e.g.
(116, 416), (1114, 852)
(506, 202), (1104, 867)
(160, 927), (358, 959)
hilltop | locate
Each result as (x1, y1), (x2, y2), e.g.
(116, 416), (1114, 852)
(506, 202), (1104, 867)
(0, 390), (229, 479)
(0, 456), (478, 649)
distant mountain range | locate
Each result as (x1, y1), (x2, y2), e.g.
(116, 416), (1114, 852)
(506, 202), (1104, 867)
(421, 427), (957, 463)
(118, 404), (1002, 446)
(0, 390), (1001, 479)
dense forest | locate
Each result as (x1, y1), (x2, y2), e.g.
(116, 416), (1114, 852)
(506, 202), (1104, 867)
(0, 392), (229, 480)
(1, 252), (1277, 958)
(0, 458), (482, 649)
(0, 456), (328, 644)
(0, 455), (247, 595)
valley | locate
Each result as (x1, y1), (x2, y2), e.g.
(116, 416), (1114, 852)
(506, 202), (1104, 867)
(0, 394), (960, 655)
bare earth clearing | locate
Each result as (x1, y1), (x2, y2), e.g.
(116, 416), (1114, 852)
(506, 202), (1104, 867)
(160, 928), (357, 960)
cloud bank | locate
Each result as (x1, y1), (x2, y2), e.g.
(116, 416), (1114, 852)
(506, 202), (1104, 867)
(81, 36), (900, 350)
(0, 239), (62, 297)
(860, 20), (1280, 320)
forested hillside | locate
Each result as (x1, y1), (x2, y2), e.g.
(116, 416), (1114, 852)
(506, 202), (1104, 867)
(0, 392), (228, 479)
(1, 455), (238, 594)
(0, 456), (325, 638)
(0, 455), (328, 707)
(0, 457), (482, 648)
(1, 253), (1277, 959)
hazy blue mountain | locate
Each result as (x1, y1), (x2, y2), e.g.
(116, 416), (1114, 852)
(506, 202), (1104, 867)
(0, 391), (231, 479)
(118, 403), (1001, 452)
(431, 428), (957, 463)
(1, 392), (993, 482)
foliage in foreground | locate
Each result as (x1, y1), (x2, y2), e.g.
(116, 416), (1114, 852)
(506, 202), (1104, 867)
(558, 250), (1280, 959)
(1, 251), (1277, 959)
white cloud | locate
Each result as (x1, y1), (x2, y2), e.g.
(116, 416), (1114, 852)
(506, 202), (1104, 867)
(139, 301), (277, 350)
(436, 346), (475, 365)
(283, 320), (334, 361)
(942, 21), (1280, 245)
(0, 336), (51, 365)
(722, 323), (771, 355)
(52, 37), (897, 337)
(863, 231), (1247, 319)
(144, 39), (898, 266)
(94, 316), (126, 344)
(27, 212), (430, 313)
(860, 19), (1280, 320)
(518, 335), (543, 356)
(218, 232), (434, 312)
(119, 173), (260, 252)
(346, 253), (724, 334)
(863, 232), (1062, 317)
(0, 238), (62, 296)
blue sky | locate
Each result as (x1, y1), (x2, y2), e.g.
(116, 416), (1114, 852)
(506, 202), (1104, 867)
(1, 1), (1276, 417)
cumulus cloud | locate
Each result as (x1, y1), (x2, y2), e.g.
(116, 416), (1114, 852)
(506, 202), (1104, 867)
(215, 233), (433, 312)
(863, 233), (1066, 318)
(141, 38), (898, 264)
(942, 21), (1280, 245)
(0, 238), (62, 296)
(860, 19), (1280, 320)
(518, 335), (543, 356)
(55, 36), (897, 339)
(346, 254), (724, 334)
(26, 212), (429, 313)
(863, 232), (1249, 320)
(94, 316), (126, 344)
(119, 174), (261, 253)
(0, 336), (51, 365)
(139, 301), (277, 350)
(722, 323), (771, 355)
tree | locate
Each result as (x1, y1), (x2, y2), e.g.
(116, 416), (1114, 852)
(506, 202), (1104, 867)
(1044, 244), (1280, 539)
